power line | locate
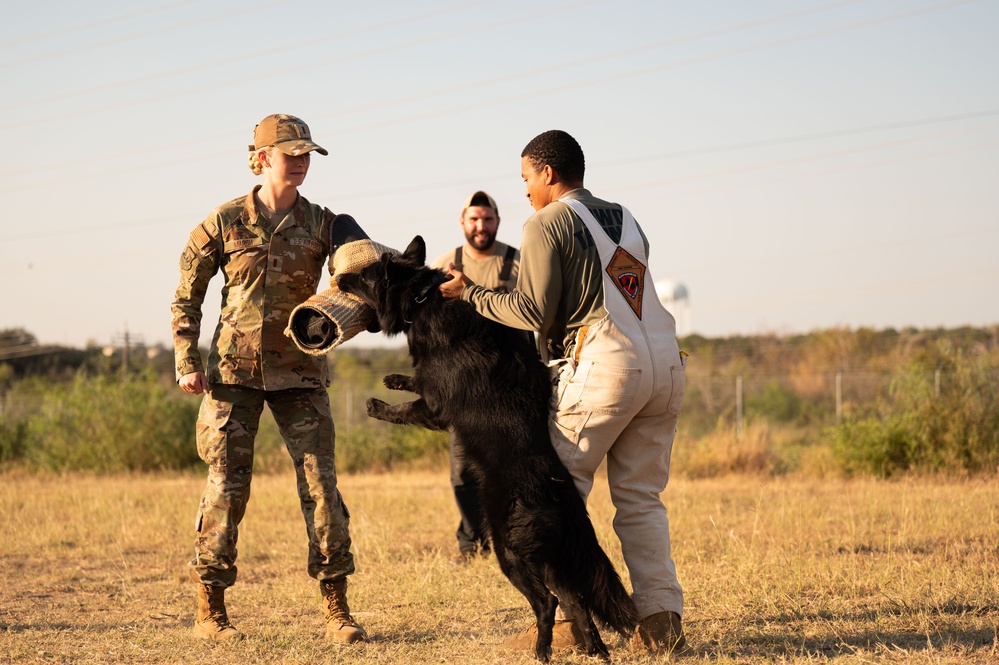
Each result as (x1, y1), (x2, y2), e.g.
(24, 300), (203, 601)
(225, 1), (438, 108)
(0, 0), (292, 69)
(0, 0), (990, 188)
(680, 225), (999, 275)
(0, 0), (604, 131)
(616, 120), (999, 192)
(5, 210), (996, 275)
(0, 0), (496, 113)
(327, 0), (983, 137)
(694, 267), (999, 316)
(1, 106), (996, 219)
(7, 215), (184, 242)
(0, 0), (866, 179)
(642, 136), (999, 208)
(330, 109), (999, 202)
(298, 0), (874, 138)
(0, 0), (199, 51)
(1, 0), (861, 113)
(603, 109), (999, 167)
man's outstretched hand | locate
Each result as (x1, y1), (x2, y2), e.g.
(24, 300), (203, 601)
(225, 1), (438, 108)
(439, 263), (471, 299)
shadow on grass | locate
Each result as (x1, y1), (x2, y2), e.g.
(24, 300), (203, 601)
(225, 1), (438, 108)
(693, 627), (997, 659)
(689, 603), (999, 660)
(763, 602), (999, 624)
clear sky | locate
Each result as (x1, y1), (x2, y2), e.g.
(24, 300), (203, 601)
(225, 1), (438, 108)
(2, 0), (997, 351)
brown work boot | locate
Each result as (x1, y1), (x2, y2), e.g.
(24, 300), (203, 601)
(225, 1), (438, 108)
(631, 611), (688, 655)
(451, 545), (491, 565)
(503, 619), (584, 652)
(451, 549), (477, 565)
(320, 578), (367, 644)
(193, 583), (244, 642)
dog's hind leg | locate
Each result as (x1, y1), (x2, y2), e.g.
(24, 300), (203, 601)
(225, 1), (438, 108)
(534, 594), (558, 663)
(554, 592), (609, 661)
(581, 614), (609, 661)
(520, 587), (557, 662)
(495, 546), (558, 662)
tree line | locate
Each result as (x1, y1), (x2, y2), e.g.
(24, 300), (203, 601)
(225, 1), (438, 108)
(2, 325), (997, 477)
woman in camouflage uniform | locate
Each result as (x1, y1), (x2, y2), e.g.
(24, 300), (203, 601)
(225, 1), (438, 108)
(170, 114), (365, 644)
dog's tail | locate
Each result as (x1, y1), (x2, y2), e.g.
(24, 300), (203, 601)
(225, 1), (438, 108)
(588, 546), (641, 637)
(559, 520), (640, 637)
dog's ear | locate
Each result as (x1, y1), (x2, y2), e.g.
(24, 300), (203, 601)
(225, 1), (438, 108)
(402, 236), (426, 265)
(380, 252), (396, 280)
(410, 269), (451, 305)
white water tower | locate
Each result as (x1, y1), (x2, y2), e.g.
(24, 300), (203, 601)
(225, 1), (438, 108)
(655, 279), (691, 336)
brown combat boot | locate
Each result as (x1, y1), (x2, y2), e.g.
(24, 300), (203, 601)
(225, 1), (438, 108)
(630, 611), (688, 655)
(193, 583), (244, 642)
(502, 619), (585, 652)
(320, 578), (367, 644)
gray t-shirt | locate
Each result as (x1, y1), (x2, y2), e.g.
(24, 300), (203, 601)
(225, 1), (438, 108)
(430, 240), (519, 293)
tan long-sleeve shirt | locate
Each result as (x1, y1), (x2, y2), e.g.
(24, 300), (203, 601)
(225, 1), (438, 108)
(461, 188), (651, 359)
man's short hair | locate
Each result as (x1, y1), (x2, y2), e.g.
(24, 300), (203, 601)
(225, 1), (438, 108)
(521, 130), (585, 183)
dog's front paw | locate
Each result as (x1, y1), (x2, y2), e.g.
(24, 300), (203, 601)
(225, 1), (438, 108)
(366, 398), (389, 420)
(383, 373), (412, 391)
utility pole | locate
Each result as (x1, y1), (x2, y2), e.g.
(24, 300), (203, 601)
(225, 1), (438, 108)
(836, 372), (843, 423)
(122, 329), (130, 372)
(735, 375), (743, 441)
(110, 325), (144, 374)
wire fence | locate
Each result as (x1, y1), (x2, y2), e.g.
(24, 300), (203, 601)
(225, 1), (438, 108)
(323, 363), (999, 440)
(679, 366), (999, 439)
(324, 366), (908, 433)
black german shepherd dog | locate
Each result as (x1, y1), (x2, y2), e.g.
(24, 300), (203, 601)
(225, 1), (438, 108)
(337, 236), (639, 662)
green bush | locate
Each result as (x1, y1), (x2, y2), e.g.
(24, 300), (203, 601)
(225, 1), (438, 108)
(0, 419), (27, 464)
(830, 417), (916, 478)
(672, 383), (717, 439)
(335, 423), (449, 474)
(830, 344), (999, 477)
(0, 364), (450, 474)
(746, 379), (803, 423)
(2, 327), (996, 477)
(25, 370), (201, 472)
(248, 406), (296, 473)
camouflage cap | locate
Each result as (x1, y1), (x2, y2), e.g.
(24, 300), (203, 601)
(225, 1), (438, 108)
(250, 114), (328, 156)
(462, 190), (498, 216)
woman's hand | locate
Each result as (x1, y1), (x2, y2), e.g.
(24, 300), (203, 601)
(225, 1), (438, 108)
(179, 371), (209, 395)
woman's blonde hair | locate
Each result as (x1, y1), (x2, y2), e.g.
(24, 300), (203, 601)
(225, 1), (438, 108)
(248, 146), (274, 175)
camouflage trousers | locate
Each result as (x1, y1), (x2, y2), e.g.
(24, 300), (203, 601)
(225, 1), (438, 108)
(190, 383), (354, 587)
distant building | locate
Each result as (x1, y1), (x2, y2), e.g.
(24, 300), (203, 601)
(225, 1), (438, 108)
(655, 279), (691, 336)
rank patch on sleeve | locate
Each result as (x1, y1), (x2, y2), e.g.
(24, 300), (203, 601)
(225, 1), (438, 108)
(605, 246), (646, 319)
(180, 246), (196, 271)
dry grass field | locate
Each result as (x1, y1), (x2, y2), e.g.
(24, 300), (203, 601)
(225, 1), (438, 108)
(1, 469), (996, 664)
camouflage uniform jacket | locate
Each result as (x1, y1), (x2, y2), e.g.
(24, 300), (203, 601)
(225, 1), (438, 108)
(171, 186), (334, 390)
